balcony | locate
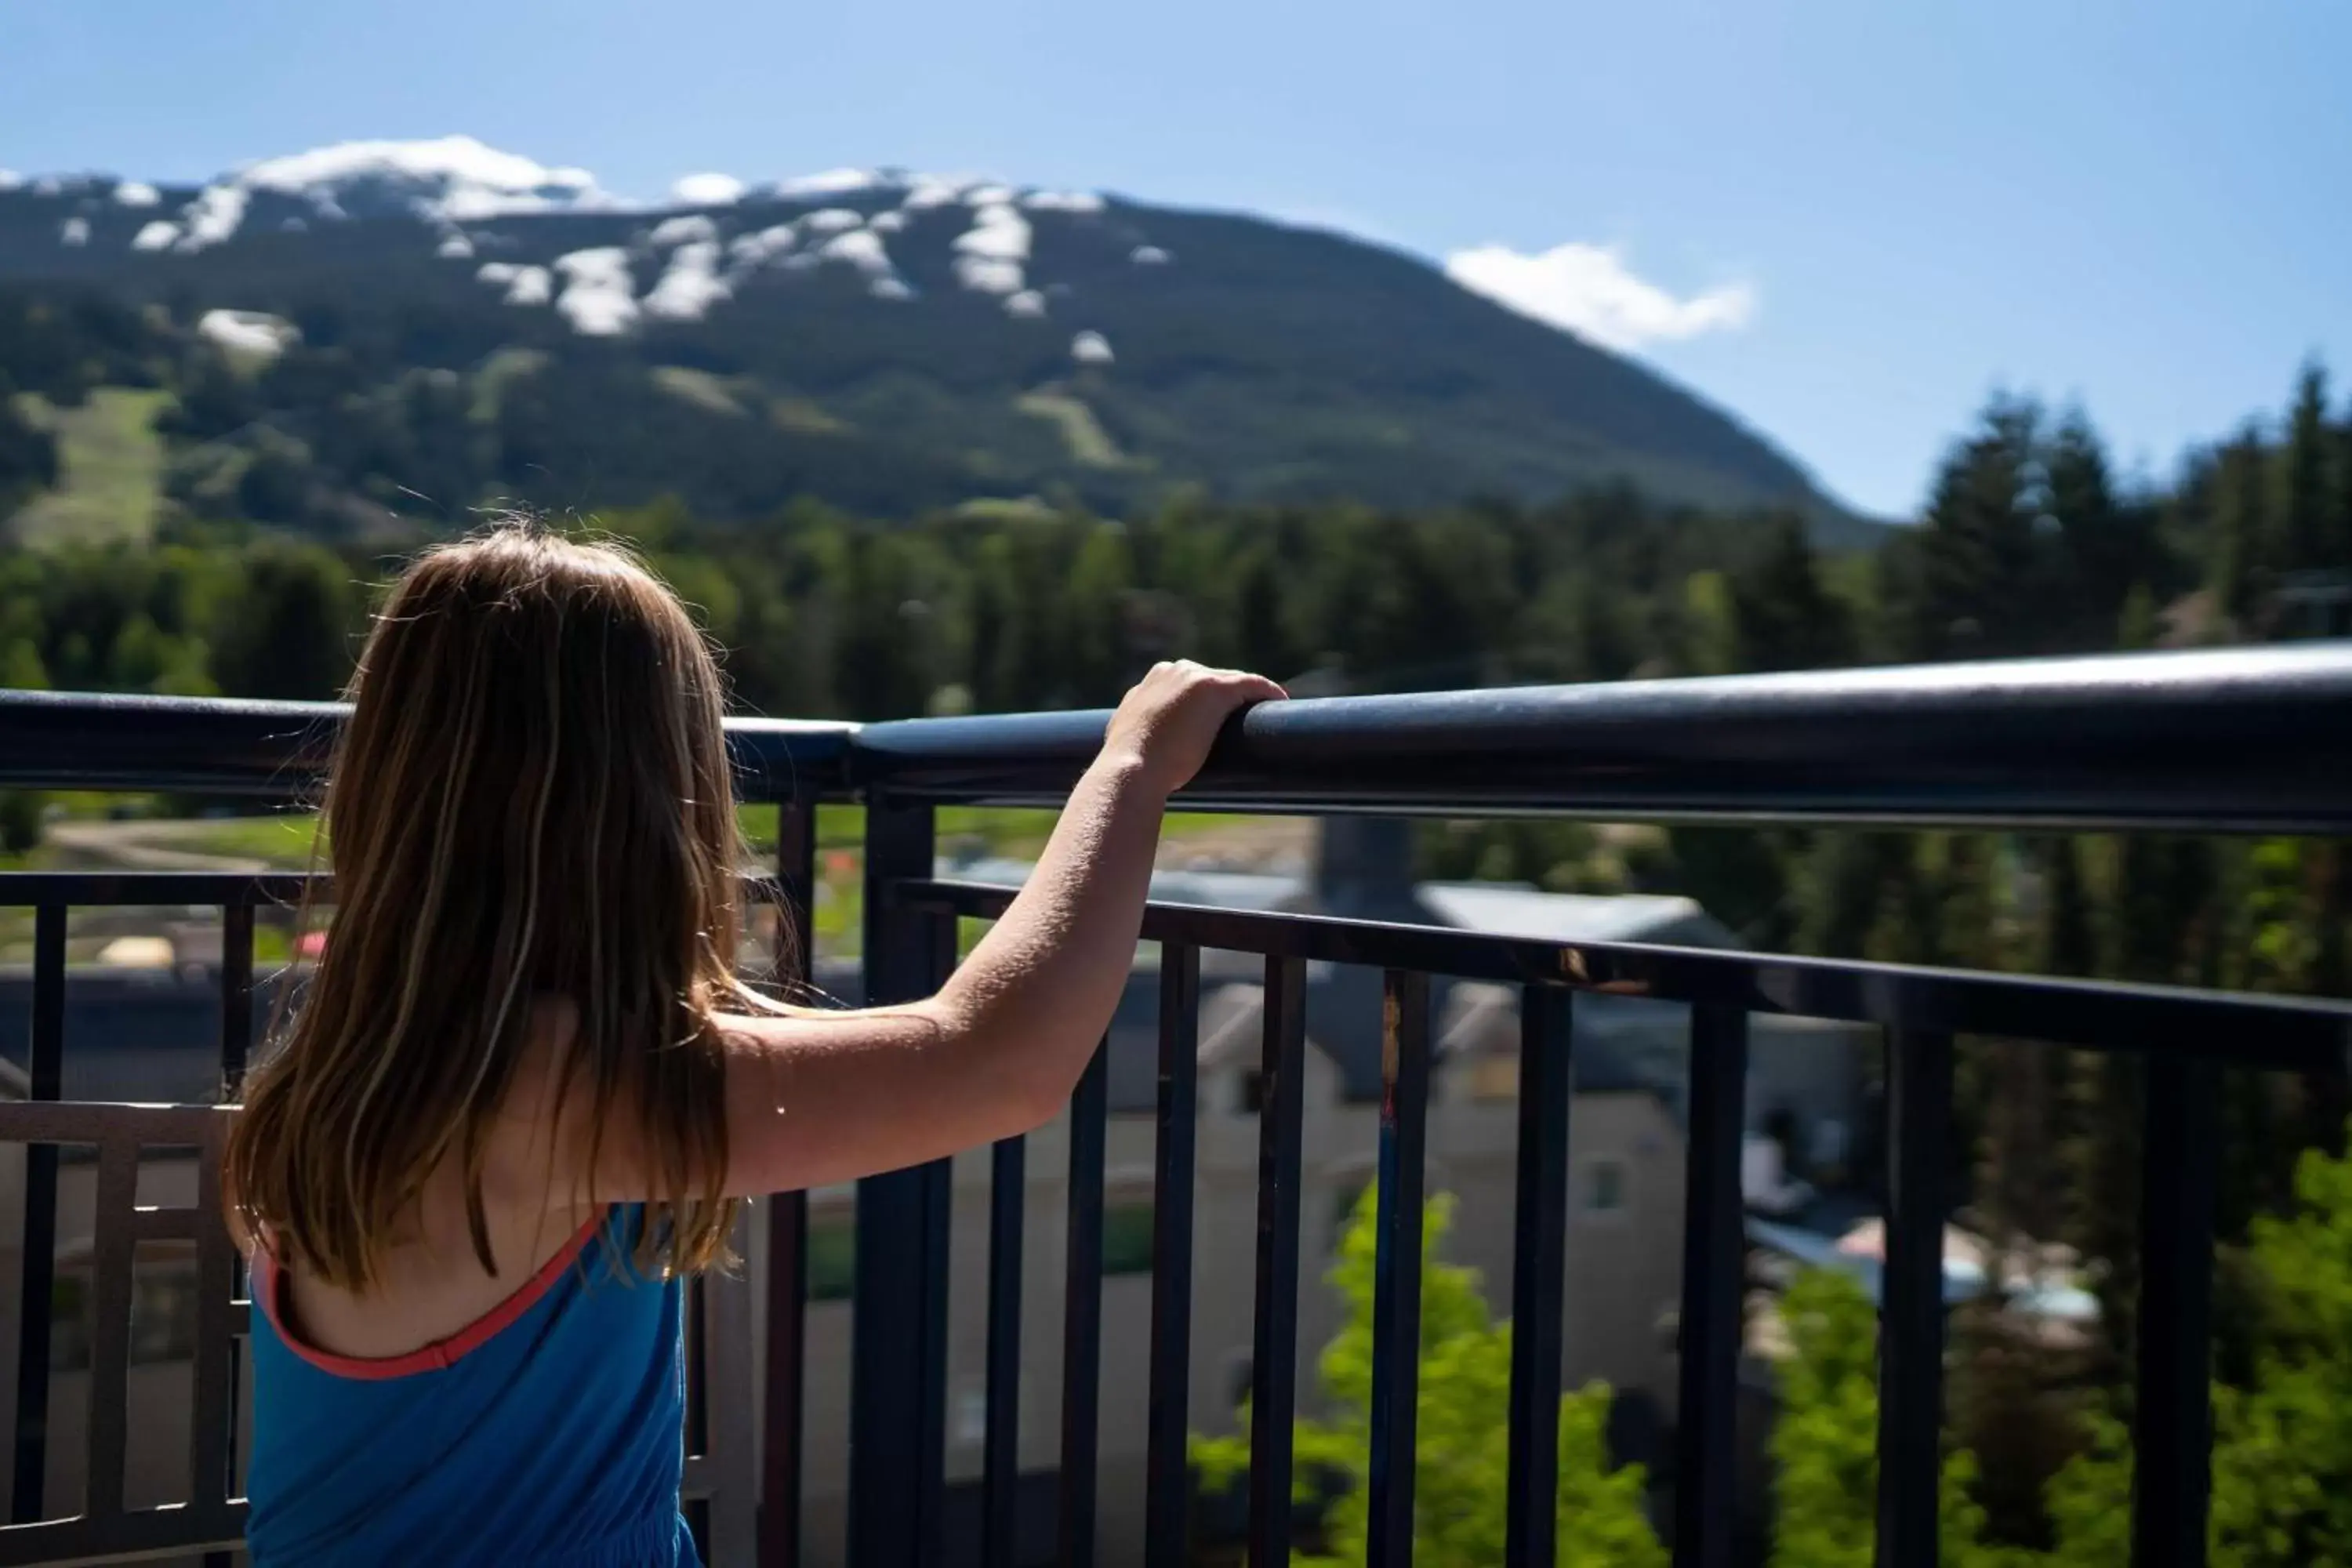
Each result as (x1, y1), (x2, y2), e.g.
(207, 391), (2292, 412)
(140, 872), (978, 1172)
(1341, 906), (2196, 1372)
(1, 644), (2349, 1568)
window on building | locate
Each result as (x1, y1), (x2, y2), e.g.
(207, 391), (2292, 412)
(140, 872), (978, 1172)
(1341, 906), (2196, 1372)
(807, 1214), (856, 1301)
(1102, 1198), (1155, 1276)
(1584, 1159), (1628, 1216)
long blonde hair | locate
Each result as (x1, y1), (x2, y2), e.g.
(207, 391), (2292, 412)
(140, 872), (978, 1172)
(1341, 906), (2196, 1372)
(227, 521), (757, 1288)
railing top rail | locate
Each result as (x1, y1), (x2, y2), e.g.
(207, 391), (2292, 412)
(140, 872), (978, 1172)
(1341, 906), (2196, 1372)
(0, 686), (858, 802)
(5, 643), (2352, 829)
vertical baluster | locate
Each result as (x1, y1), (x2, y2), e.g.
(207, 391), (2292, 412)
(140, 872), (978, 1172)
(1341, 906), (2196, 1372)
(1673, 1006), (1748, 1568)
(1059, 1042), (1109, 1568)
(761, 799), (815, 1568)
(1878, 1029), (1954, 1568)
(1504, 985), (1574, 1567)
(848, 802), (949, 1568)
(982, 1129), (1025, 1568)
(199, 894), (257, 1566)
(13, 902), (65, 1523)
(1247, 956), (1308, 1566)
(1367, 971), (1432, 1568)
(2132, 1051), (2219, 1568)
(83, 1137), (137, 1522)
(1144, 943), (1201, 1568)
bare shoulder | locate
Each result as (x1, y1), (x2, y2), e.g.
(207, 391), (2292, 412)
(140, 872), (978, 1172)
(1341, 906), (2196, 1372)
(476, 996), (592, 1214)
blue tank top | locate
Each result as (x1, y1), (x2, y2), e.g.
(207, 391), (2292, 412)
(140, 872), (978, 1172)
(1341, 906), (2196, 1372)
(245, 1207), (698, 1567)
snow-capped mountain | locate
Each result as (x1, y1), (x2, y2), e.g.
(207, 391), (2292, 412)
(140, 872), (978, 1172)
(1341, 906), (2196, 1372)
(0, 138), (1841, 531)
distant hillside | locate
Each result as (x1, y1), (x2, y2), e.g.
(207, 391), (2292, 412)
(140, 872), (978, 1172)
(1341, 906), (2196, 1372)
(0, 139), (1865, 541)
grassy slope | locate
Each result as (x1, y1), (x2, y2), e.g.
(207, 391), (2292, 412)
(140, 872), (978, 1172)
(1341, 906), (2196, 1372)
(6, 387), (172, 545)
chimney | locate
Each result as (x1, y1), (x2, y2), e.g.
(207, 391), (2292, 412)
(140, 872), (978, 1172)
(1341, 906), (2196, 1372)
(1310, 816), (1428, 924)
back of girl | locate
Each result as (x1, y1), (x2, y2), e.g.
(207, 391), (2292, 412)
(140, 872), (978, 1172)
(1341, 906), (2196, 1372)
(227, 521), (1280, 1565)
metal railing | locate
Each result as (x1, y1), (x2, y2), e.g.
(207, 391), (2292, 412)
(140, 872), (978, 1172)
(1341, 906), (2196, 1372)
(2, 644), (2351, 1568)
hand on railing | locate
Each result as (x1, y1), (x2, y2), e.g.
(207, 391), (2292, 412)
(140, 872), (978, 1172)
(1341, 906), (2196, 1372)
(1102, 661), (1287, 798)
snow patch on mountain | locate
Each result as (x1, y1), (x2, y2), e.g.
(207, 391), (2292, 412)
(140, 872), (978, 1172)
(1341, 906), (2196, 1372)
(671, 172), (746, 205)
(1022, 191), (1103, 214)
(643, 241), (729, 321)
(478, 261), (554, 307)
(775, 169), (880, 198)
(728, 224), (800, 268)
(198, 309), (299, 360)
(238, 136), (611, 222)
(648, 213), (720, 248)
(554, 249), (637, 335)
(176, 187), (249, 251)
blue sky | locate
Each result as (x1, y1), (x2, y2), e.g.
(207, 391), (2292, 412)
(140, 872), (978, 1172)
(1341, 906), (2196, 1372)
(5, 0), (2346, 517)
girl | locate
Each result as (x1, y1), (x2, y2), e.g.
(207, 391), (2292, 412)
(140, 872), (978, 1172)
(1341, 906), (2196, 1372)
(224, 522), (1282, 1565)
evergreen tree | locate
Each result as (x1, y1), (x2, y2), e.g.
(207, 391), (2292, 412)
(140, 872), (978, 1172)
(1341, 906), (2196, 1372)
(2043, 410), (2149, 645)
(1904, 397), (2044, 660)
(1730, 512), (1857, 671)
(2211, 428), (2274, 631)
(2279, 362), (2332, 576)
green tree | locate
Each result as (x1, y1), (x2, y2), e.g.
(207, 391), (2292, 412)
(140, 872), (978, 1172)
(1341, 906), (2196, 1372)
(2211, 429), (2274, 631)
(209, 541), (358, 700)
(1902, 397), (2044, 660)
(1729, 512), (1856, 671)
(1767, 1269), (2011, 1567)
(2043, 1123), (2352, 1567)
(1192, 1191), (1665, 1566)
(2279, 362), (2332, 576)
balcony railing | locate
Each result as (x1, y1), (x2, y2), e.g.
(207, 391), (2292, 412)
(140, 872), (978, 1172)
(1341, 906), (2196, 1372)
(2, 644), (2350, 1568)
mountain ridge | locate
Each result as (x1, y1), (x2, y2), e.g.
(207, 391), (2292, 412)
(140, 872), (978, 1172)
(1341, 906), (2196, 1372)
(0, 138), (1871, 543)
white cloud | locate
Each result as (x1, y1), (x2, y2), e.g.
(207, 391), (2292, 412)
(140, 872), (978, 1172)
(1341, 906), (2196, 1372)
(776, 168), (877, 198)
(643, 241), (731, 321)
(1004, 289), (1047, 318)
(1443, 241), (1755, 353)
(1130, 245), (1171, 266)
(648, 213), (720, 248)
(964, 183), (1016, 207)
(58, 217), (89, 247)
(554, 248), (637, 333)
(671, 172), (746, 206)
(1071, 331), (1113, 365)
(131, 220), (180, 251)
(801, 208), (864, 234)
(870, 277), (915, 301)
(869, 210), (907, 234)
(0, 170), (20, 191)
(114, 181), (161, 208)
(436, 233), (475, 259)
